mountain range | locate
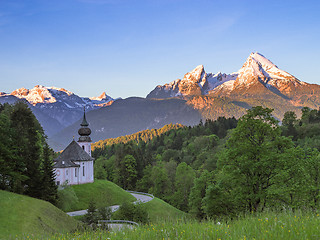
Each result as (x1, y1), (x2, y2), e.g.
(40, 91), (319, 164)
(1, 52), (319, 151)
(0, 85), (113, 136)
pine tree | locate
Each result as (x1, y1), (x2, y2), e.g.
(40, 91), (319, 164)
(41, 143), (58, 205)
(10, 101), (45, 198)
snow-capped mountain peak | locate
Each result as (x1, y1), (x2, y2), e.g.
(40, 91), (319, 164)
(238, 52), (294, 81)
(11, 85), (58, 105)
(90, 92), (112, 101)
(183, 65), (205, 83)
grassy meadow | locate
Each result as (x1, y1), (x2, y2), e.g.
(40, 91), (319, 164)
(59, 180), (135, 212)
(39, 210), (320, 240)
(0, 190), (79, 240)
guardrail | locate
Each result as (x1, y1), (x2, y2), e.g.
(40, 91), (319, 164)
(98, 220), (139, 227)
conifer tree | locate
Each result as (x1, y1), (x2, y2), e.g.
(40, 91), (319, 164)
(41, 143), (58, 204)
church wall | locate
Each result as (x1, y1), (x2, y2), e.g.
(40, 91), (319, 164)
(74, 161), (94, 184)
(54, 167), (80, 185)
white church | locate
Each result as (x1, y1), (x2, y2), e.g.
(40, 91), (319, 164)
(53, 110), (94, 185)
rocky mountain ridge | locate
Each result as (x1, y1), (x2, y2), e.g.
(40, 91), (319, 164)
(0, 85), (114, 136)
(147, 52), (317, 101)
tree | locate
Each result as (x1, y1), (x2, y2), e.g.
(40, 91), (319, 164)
(172, 162), (195, 211)
(282, 111), (298, 140)
(188, 170), (213, 219)
(10, 101), (44, 199)
(216, 106), (298, 212)
(149, 162), (170, 199)
(83, 200), (98, 225)
(41, 143), (58, 204)
(114, 154), (138, 189)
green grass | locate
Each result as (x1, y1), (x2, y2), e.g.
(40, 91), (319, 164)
(143, 197), (188, 223)
(47, 210), (320, 240)
(0, 190), (79, 240)
(62, 180), (136, 212)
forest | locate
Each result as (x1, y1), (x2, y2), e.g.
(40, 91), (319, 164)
(92, 106), (320, 219)
(0, 102), (57, 204)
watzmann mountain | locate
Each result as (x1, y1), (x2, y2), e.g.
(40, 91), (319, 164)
(147, 52), (320, 119)
(2, 52), (320, 151)
(148, 52), (320, 102)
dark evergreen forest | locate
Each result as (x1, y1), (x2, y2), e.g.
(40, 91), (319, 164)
(92, 106), (320, 218)
(0, 102), (57, 204)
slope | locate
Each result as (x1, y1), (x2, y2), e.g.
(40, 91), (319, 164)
(92, 123), (183, 151)
(59, 180), (136, 212)
(0, 190), (79, 239)
(50, 97), (201, 151)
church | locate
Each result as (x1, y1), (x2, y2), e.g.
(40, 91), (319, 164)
(53, 110), (94, 185)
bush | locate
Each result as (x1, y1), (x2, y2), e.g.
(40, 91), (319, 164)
(113, 201), (149, 224)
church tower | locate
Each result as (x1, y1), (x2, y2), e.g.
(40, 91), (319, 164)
(77, 108), (92, 156)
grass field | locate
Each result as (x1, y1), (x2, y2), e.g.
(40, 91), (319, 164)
(0, 190), (79, 240)
(142, 197), (188, 223)
(47, 210), (320, 240)
(60, 180), (136, 212)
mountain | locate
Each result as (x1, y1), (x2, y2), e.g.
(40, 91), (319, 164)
(0, 85), (114, 136)
(3, 52), (319, 151)
(147, 65), (238, 99)
(49, 97), (201, 151)
(147, 52), (320, 118)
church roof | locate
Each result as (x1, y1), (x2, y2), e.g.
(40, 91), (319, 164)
(53, 140), (94, 168)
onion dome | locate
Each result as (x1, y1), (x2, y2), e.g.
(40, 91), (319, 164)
(78, 108), (92, 142)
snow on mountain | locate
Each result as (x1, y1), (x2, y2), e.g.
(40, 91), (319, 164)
(147, 65), (237, 99)
(1, 85), (115, 136)
(89, 91), (113, 102)
(148, 52), (309, 99)
(7, 85), (113, 107)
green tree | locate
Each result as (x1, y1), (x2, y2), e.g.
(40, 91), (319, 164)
(149, 162), (170, 199)
(83, 199), (98, 225)
(216, 106), (298, 212)
(282, 111), (298, 139)
(94, 156), (108, 180)
(188, 170), (213, 219)
(172, 162), (195, 211)
(41, 143), (58, 204)
(10, 101), (44, 199)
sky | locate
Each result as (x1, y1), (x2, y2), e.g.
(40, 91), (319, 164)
(0, 0), (319, 99)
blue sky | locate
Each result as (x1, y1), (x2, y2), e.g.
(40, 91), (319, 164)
(0, 0), (319, 98)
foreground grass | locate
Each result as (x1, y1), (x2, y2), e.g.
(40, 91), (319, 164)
(0, 190), (79, 240)
(64, 180), (135, 212)
(48, 211), (320, 240)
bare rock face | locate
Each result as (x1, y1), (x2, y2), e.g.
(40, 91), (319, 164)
(147, 65), (237, 99)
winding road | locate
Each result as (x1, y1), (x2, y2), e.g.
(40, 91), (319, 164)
(66, 191), (154, 217)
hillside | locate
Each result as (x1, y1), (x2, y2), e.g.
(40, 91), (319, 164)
(59, 180), (136, 212)
(0, 190), (79, 239)
(143, 197), (188, 223)
(50, 97), (201, 151)
(92, 123), (184, 151)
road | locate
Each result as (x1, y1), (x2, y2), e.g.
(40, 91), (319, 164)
(66, 191), (153, 217)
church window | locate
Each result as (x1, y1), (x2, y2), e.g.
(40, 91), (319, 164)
(57, 181), (60, 186)
(75, 168), (77, 177)
(83, 166), (85, 176)
(82, 146), (85, 150)
(66, 170), (68, 176)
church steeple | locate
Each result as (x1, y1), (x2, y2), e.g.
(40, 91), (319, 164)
(78, 107), (92, 156)
(81, 107), (89, 127)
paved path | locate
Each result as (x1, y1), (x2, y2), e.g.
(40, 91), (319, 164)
(66, 191), (153, 217)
